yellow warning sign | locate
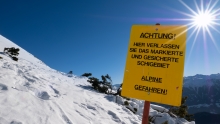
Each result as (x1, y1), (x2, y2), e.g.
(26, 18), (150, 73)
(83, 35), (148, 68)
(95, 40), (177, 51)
(121, 25), (187, 106)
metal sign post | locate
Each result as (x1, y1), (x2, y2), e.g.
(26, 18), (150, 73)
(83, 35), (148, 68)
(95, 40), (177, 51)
(142, 101), (150, 124)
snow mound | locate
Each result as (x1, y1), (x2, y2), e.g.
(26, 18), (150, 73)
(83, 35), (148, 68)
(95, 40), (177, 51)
(28, 87), (50, 100)
(0, 83), (8, 90)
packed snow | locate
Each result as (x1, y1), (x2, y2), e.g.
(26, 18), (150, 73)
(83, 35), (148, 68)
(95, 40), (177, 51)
(0, 35), (195, 124)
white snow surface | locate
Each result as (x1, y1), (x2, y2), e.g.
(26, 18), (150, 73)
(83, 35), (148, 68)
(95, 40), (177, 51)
(0, 35), (195, 124)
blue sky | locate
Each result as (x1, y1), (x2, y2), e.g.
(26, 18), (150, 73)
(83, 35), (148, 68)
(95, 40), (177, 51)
(0, 0), (220, 84)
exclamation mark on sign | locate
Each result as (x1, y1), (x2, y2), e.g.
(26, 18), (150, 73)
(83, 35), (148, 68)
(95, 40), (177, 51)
(174, 34), (176, 40)
(165, 90), (168, 95)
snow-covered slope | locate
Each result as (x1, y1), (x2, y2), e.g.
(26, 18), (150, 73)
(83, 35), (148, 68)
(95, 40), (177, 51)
(0, 35), (195, 124)
(0, 35), (46, 67)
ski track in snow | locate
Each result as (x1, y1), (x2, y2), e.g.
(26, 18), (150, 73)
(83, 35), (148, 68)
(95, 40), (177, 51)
(107, 110), (122, 123)
(50, 101), (73, 124)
